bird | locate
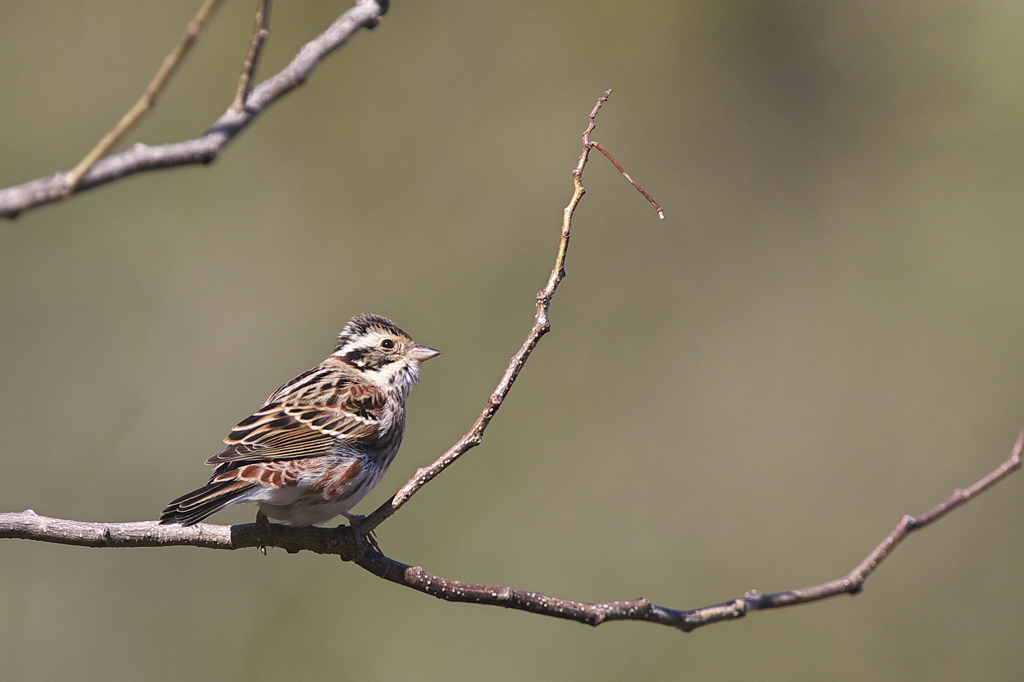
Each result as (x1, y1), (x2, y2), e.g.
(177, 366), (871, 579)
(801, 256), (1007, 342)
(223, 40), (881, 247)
(159, 314), (439, 536)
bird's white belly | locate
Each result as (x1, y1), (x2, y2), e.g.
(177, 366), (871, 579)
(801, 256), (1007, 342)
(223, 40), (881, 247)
(248, 462), (383, 526)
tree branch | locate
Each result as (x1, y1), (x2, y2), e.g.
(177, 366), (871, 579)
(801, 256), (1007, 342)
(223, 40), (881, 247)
(0, 92), (1016, 634)
(2, 432), (1019, 632)
(0, 0), (389, 219)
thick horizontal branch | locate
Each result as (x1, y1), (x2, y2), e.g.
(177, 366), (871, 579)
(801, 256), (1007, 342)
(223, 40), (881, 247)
(0, 511), (356, 555)
(0, 0), (389, 219)
(3, 429), (1019, 634)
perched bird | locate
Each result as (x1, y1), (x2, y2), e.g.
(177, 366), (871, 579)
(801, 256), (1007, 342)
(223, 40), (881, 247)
(160, 314), (439, 532)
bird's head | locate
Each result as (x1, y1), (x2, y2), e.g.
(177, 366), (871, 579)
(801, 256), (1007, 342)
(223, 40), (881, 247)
(333, 314), (440, 395)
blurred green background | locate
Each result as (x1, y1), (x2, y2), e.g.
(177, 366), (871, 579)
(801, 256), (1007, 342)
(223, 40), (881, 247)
(2, 1), (1024, 680)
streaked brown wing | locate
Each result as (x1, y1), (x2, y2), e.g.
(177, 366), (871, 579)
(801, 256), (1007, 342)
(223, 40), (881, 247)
(205, 363), (388, 468)
(206, 411), (337, 468)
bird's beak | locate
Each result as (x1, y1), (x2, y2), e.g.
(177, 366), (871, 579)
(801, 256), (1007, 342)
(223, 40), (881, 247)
(409, 345), (441, 362)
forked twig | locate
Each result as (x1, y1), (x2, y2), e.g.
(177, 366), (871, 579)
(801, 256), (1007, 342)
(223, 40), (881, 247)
(0, 0), (390, 219)
(65, 0), (226, 190)
(0, 93), (1017, 634)
(362, 89), (660, 532)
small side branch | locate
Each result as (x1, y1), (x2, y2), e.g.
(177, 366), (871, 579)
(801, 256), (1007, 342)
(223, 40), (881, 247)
(232, 0), (272, 112)
(590, 142), (664, 218)
(65, 0), (226, 190)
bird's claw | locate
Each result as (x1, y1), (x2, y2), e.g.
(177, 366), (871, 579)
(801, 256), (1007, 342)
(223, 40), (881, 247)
(343, 513), (379, 554)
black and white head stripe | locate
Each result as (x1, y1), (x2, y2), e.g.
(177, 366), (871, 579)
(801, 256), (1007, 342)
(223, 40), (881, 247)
(335, 314), (410, 351)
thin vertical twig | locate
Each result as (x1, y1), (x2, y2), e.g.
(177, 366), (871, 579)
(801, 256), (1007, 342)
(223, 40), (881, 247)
(232, 0), (272, 112)
(362, 89), (662, 532)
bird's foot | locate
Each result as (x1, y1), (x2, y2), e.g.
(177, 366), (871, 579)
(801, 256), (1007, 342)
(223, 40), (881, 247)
(343, 513), (379, 555)
(255, 510), (271, 555)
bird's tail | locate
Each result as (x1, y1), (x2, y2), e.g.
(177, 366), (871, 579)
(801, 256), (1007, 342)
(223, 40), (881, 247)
(159, 478), (257, 526)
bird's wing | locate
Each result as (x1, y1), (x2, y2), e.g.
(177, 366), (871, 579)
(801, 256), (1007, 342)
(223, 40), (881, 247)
(205, 364), (387, 468)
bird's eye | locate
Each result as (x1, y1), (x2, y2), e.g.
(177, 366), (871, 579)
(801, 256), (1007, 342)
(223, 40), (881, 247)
(380, 338), (396, 350)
